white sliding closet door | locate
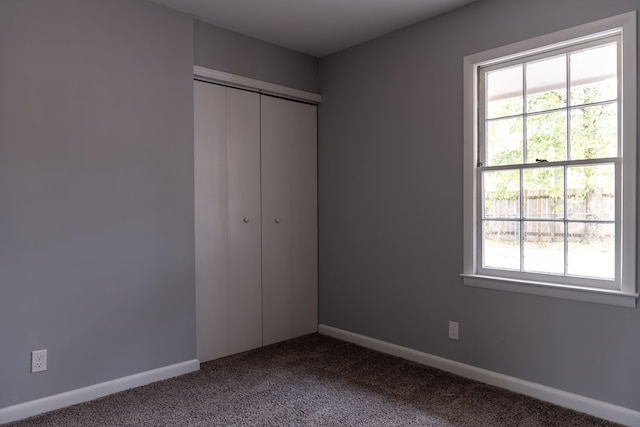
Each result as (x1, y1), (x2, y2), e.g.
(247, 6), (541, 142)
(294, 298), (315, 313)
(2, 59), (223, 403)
(195, 81), (318, 359)
(194, 81), (262, 362)
(261, 95), (318, 346)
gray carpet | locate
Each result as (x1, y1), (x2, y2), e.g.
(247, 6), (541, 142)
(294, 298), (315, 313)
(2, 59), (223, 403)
(5, 334), (620, 426)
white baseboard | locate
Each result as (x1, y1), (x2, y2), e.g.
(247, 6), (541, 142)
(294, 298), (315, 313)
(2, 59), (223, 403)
(318, 324), (640, 427)
(0, 359), (200, 424)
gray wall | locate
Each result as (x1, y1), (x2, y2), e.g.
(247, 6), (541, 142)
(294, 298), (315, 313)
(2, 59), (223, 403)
(0, 0), (195, 408)
(318, 0), (640, 411)
(4, 0), (638, 415)
(194, 20), (320, 94)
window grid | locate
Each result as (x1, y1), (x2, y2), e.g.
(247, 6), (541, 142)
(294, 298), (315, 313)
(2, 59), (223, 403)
(477, 36), (620, 286)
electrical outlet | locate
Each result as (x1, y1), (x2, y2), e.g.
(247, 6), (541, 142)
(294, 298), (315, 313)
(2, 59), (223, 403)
(448, 321), (459, 340)
(31, 349), (47, 373)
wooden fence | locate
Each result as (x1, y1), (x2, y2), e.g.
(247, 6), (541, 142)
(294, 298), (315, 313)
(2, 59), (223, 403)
(484, 190), (614, 243)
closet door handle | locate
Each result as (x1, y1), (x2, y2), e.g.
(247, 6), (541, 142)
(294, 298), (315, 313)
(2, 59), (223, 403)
(274, 217), (281, 224)
(243, 217), (250, 223)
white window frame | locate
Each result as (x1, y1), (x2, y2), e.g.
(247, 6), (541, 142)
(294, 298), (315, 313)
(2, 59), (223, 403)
(462, 12), (638, 308)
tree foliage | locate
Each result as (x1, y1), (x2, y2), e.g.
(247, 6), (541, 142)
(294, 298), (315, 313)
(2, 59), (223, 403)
(485, 84), (616, 214)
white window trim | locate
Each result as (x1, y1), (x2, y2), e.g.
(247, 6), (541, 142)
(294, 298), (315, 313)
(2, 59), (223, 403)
(462, 12), (638, 308)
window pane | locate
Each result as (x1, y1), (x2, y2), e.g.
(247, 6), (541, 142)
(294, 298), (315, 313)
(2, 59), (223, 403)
(483, 220), (520, 270)
(567, 164), (615, 221)
(526, 55), (567, 113)
(568, 222), (614, 279)
(523, 168), (564, 219)
(523, 221), (564, 274)
(487, 65), (523, 119)
(570, 43), (617, 106)
(570, 103), (617, 160)
(487, 117), (523, 166)
(526, 111), (567, 162)
(483, 170), (520, 218)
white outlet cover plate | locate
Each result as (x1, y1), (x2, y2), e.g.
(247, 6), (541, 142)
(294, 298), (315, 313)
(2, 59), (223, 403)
(31, 349), (47, 373)
(449, 321), (459, 340)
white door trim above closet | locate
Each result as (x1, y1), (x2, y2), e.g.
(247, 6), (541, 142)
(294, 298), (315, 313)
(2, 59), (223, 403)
(194, 65), (322, 104)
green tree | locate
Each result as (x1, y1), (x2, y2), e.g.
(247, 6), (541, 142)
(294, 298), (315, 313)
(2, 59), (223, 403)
(485, 84), (616, 243)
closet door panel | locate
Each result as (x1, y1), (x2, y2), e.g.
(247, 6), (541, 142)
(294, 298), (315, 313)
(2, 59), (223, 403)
(194, 81), (229, 362)
(289, 102), (318, 337)
(261, 95), (293, 346)
(226, 88), (262, 353)
(261, 95), (317, 345)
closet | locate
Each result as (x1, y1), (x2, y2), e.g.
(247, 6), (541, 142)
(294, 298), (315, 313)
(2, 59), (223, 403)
(194, 79), (318, 362)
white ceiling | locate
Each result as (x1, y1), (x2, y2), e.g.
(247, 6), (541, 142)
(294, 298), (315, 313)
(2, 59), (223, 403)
(149, 0), (480, 57)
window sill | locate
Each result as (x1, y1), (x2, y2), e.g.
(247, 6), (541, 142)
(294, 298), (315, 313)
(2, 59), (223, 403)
(460, 274), (638, 308)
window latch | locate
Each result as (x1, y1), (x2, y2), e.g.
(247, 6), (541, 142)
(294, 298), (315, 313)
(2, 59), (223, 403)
(535, 158), (548, 163)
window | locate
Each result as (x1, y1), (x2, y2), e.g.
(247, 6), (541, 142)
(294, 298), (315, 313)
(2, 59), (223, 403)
(462, 12), (637, 307)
